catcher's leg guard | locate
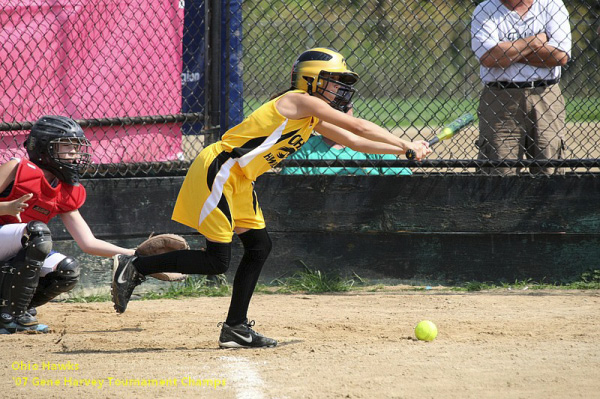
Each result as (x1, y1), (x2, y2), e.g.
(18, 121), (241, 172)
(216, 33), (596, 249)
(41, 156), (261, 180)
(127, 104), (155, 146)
(30, 256), (80, 308)
(0, 221), (52, 320)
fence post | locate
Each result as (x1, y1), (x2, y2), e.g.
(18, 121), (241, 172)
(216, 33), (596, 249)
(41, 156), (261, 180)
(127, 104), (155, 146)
(204, 0), (222, 144)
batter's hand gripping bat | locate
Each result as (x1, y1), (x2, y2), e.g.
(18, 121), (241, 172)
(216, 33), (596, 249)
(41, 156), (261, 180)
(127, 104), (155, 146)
(405, 113), (475, 160)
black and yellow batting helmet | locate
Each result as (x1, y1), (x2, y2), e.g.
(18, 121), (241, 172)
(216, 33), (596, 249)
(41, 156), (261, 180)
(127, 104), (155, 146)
(290, 48), (359, 111)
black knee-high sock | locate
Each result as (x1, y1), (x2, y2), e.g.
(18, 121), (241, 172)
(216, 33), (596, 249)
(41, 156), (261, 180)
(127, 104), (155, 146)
(225, 229), (272, 326)
(132, 241), (231, 276)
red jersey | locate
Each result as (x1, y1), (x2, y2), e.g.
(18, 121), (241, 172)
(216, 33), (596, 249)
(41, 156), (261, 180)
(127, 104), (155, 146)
(0, 159), (86, 224)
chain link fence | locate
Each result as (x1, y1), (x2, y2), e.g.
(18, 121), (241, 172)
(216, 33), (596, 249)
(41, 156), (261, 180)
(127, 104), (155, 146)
(1, 1), (598, 177)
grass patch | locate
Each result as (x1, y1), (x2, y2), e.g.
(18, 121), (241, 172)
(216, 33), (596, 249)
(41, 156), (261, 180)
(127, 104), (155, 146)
(452, 270), (600, 292)
(270, 263), (364, 294)
(64, 292), (112, 303)
(140, 275), (230, 300)
(366, 284), (386, 292)
(60, 269), (600, 303)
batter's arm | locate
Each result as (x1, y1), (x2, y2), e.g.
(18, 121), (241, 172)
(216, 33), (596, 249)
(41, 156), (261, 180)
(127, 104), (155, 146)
(315, 121), (430, 160)
(276, 92), (428, 156)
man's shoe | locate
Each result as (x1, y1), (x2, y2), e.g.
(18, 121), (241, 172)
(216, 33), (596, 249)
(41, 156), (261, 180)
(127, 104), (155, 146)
(218, 319), (277, 348)
(111, 255), (145, 314)
(0, 313), (48, 334)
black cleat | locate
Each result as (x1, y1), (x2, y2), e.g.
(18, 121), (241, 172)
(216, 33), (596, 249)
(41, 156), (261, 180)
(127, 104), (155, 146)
(111, 255), (145, 314)
(218, 319), (277, 348)
(15, 311), (38, 326)
(0, 312), (48, 334)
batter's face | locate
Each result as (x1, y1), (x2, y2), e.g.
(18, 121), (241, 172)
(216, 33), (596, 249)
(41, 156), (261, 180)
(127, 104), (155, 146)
(320, 79), (342, 103)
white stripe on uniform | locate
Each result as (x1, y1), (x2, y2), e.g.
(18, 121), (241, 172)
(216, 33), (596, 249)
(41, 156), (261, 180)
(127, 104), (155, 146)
(197, 119), (288, 228)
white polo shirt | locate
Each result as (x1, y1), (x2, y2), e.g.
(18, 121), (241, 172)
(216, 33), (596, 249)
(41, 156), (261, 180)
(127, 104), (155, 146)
(471, 0), (571, 83)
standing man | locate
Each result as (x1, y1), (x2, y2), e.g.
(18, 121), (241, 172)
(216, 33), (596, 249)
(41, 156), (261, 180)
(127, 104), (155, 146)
(471, 0), (571, 175)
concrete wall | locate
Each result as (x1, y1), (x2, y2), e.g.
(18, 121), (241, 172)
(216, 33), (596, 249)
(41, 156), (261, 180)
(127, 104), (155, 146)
(49, 175), (600, 287)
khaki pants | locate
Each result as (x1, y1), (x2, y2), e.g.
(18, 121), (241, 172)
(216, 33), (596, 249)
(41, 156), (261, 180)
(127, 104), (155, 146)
(477, 83), (565, 175)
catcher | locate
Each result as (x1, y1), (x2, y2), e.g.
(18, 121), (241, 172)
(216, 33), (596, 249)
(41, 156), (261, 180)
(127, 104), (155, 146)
(0, 116), (138, 334)
(111, 47), (431, 348)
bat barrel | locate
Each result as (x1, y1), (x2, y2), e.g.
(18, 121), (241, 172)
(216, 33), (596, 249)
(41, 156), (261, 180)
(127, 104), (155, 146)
(446, 113), (475, 133)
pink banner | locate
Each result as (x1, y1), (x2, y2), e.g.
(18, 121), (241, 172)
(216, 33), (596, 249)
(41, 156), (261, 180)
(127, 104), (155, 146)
(0, 0), (184, 163)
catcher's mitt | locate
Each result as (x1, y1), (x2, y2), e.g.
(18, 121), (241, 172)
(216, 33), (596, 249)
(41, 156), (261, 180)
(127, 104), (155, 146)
(135, 233), (189, 282)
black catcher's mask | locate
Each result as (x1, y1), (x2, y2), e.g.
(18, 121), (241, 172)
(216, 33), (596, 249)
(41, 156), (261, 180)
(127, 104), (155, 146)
(25, 115), (92, 185)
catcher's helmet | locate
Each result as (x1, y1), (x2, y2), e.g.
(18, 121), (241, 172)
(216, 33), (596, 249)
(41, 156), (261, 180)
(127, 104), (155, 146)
(291, 48), (358, 111)
(25, 116), (92, 185)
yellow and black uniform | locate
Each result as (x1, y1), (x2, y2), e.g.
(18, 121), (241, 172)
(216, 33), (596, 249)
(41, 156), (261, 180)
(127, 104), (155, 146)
(125, 48), (358, 346)
(172, 90), (318, 242)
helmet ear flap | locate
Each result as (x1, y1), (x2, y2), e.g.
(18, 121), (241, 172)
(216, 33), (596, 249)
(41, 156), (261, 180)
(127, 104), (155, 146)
(303, 76), (315, 95)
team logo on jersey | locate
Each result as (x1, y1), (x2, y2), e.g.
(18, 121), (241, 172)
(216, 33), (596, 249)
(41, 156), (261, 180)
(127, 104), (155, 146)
(276, 146), (298, 159)
(263, 130), (305, 167)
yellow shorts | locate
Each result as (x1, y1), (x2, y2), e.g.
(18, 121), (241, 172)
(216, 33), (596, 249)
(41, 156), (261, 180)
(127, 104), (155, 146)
(172, 143), (266, 243)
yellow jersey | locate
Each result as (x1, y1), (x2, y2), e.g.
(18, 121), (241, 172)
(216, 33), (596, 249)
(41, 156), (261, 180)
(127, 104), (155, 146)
(220, 90), (318, 181)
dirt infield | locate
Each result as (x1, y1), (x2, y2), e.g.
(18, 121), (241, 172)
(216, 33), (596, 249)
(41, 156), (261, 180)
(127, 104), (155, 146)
(2, 287), (599, 398)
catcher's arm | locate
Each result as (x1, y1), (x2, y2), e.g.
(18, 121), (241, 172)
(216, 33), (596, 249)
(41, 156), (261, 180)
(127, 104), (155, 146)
(61, 210), (136, 256)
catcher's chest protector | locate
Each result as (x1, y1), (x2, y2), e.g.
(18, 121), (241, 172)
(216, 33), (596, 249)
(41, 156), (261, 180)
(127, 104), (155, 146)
(0, 160), (86, 225)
